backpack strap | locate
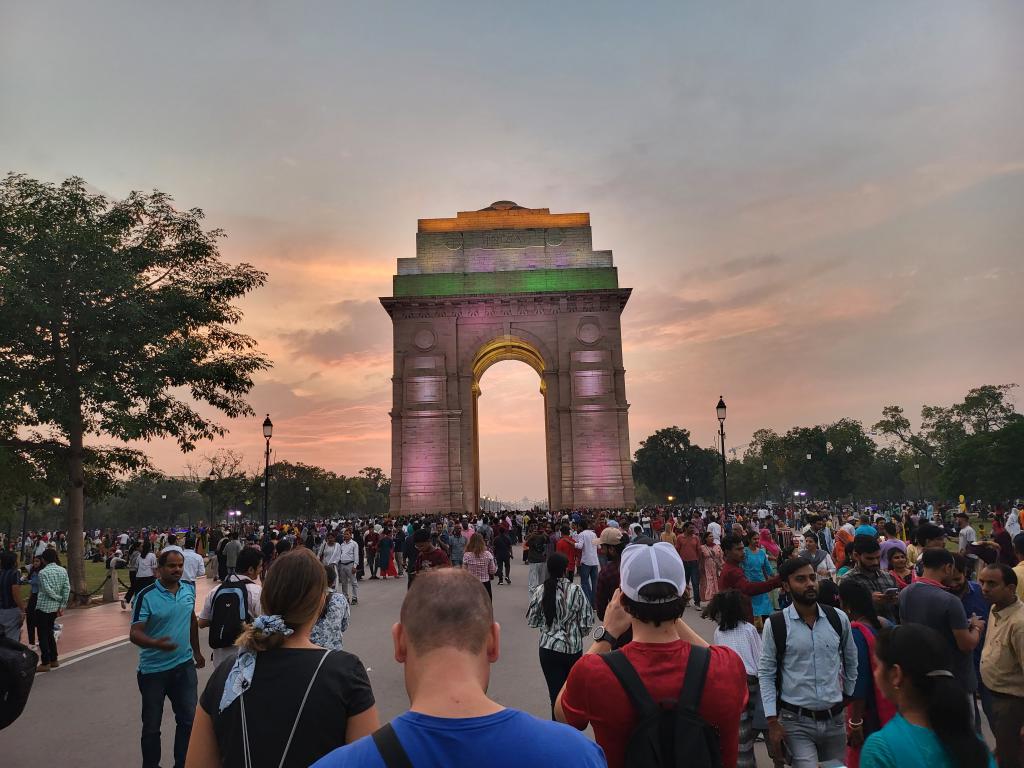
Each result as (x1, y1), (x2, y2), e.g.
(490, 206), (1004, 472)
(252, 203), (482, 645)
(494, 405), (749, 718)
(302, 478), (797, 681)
(821, 604), (848, 656)
(372, 723), (414, 768)
(769, 610), (788, 697)
(678, 644), (710, 712)
(601, 650), (659, 720)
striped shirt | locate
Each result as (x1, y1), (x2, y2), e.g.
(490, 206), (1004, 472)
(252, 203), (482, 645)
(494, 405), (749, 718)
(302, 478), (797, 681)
(36, 563), (71, 614)
(527, 579), (596, 654)
(462, 550), (496, 582)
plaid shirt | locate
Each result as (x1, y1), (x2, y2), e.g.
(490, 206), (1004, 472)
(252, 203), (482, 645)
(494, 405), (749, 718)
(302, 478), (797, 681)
(843, 565), (899, 620)
(462, 550), (496, 582)
(527, 579), (596, 654)
(36, 563), (71, 614)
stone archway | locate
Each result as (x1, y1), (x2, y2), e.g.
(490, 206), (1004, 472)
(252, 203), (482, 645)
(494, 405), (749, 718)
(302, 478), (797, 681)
(381, 201), (636, 515)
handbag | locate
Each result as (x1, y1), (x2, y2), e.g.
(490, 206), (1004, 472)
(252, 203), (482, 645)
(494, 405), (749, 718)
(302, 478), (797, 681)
(238, 649), (332, 768)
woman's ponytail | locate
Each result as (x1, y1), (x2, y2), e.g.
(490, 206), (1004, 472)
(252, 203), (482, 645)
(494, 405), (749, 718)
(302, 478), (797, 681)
(542, 553), (568, 628)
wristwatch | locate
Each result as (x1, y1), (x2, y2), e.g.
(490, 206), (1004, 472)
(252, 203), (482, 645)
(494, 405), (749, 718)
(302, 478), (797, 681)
(593, 626), (619, 646)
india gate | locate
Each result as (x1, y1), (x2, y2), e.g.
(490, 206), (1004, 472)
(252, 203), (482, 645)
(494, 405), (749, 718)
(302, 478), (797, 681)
(381, 201), (635, 515)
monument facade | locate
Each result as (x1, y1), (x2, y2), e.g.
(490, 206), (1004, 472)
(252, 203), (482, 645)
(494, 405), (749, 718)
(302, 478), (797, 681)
(381, 201), (635, 515)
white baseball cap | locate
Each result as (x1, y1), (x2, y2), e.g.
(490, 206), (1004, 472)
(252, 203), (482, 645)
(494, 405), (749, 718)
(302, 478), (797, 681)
(619, 542), (686, 603)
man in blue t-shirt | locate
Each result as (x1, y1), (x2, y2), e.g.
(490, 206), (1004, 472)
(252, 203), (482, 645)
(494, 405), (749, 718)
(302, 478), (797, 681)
(312, 568), (604, 768)
(129, 548), (204, 768)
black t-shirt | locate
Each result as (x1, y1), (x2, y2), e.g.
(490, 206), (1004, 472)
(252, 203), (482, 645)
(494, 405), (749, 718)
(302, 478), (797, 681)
(199, 647), (374, 767)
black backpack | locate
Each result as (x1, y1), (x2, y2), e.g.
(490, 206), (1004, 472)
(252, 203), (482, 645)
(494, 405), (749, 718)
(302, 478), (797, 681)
(769, 603), (847, 676)
(208, 577), (253, 649)
(0, 635), (38, 730)
(600, 645), (722, 768)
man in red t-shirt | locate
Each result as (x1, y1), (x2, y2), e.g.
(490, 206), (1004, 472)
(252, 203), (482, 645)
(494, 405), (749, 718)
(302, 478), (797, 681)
(719, 533), (782, 625)
(555, 541), (748, 768)
(554, 525), (580, 581)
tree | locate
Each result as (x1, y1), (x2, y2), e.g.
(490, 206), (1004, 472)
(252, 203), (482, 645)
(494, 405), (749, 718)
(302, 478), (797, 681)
(874, 384), (1019, 467)
(0, 174), (270, 600)
(632, 427), (718, 502)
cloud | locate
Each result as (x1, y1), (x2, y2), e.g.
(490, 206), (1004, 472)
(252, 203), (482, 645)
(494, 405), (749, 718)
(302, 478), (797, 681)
(280, 300), (391, 364)
(682, 253), (785, 282)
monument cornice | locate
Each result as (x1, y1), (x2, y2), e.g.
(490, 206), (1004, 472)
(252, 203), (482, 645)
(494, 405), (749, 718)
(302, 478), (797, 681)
(380, 288), (631, 319)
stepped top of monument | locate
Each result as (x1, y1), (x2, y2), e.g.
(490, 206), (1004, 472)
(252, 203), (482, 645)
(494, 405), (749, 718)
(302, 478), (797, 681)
(418, 202), (590, 233)
(389, 202), (622, 299)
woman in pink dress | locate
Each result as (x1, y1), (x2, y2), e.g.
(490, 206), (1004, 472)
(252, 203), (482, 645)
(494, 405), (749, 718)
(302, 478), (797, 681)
(698, 531), (723, 604)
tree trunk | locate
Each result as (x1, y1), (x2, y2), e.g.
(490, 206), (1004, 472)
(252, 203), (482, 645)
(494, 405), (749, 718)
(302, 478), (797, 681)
(67, 420), (88, 604)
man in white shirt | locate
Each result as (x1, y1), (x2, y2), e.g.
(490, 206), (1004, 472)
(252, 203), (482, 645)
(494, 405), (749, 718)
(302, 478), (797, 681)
(181, 535), (206, 584)
(574, 520), (600, 606)
(957, 512), (977, 554)
(198, 548), (262, 668)
(707, 518), (723, 545)
(161, 533), (184, 556)
(328, 529), (360, 605)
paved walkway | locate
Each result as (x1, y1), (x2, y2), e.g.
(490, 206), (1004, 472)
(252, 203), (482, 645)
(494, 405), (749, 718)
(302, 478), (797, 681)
(51, 574), (219, 659)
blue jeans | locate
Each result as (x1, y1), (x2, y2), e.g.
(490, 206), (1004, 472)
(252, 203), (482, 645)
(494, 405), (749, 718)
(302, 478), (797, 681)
(779, 709), (845, 768)
(579, 564), (599, 606)
(137, 660), (198, 768)
(683, 560), (701, 604)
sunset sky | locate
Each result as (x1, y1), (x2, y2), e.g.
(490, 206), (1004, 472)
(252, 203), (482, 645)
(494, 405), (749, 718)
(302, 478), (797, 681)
(3, 2), (1022, 501)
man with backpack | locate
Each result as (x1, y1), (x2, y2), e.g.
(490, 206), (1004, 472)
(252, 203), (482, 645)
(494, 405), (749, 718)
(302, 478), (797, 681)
(197, 547), (262, 668)
(555, 541), (748, 768)
(758, 557), (859, 768)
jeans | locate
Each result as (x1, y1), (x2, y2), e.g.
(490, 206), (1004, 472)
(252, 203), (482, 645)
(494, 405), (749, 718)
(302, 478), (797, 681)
(496, 557), (511, 582)
(338, 563), (358, 601)
(0, 607), (21, 642)
(26, 593), (37, 644)
(779, 709), (845, 768)
(539, 647), (581, 717)
(528, 563), (545, 593)
(35, 609), (58, 664)
(683, 560), (700, 604)
(138, 660), (198, 768)
(578, 564), (599, 606)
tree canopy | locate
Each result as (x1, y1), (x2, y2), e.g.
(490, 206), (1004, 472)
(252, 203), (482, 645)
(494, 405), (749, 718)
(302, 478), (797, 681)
(0, 173), (270, 597)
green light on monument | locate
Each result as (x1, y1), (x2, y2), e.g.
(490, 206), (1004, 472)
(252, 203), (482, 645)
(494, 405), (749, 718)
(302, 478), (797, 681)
(393, 267), (619, 297)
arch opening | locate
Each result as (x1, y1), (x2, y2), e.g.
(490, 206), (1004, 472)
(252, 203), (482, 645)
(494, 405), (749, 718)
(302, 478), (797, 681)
(471, 336), (549, 513)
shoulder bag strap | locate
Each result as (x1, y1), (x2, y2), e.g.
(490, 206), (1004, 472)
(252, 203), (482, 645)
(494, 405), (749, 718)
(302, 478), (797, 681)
(600, 650), (659, 720)
(822, 605), (847, 655)
(372, 722), (414, 768)
(277, 649), (332, 768)
(678, 644), (710, 712)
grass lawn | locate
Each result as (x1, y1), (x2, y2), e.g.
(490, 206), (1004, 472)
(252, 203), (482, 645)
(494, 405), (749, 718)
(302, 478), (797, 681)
(18, 559), (121, 603)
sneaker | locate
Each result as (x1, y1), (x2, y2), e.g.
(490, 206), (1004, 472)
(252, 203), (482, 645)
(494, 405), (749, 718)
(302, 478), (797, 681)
(50, 660), (60, 668)
(351, 597), (358, 605)
(36, 664), (50, 673)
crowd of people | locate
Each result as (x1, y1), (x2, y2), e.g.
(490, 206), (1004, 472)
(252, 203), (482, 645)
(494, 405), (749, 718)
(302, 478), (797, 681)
(3, 498), (1024, 767)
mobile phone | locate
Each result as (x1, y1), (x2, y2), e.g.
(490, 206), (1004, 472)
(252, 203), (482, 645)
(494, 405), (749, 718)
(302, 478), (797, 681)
(884, 587), (899, 597)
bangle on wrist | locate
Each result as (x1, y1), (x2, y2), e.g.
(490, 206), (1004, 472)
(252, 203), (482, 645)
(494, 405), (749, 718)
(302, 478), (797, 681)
(848, 719), (863, 727)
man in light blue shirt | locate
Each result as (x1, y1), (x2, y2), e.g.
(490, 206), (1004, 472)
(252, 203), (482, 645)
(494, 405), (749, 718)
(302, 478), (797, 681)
(130, 549), (204, 768)
(759, 557), (858, 768)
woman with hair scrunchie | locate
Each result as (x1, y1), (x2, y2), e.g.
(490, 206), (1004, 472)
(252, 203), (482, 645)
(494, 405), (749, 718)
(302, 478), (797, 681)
(186, 548), (379, 767)
(860, 623), (994, 768)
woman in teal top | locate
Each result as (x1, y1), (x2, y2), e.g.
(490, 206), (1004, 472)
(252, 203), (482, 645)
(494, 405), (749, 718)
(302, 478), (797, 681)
(861, 624), (994, 768)
(742, 531), (772, 619)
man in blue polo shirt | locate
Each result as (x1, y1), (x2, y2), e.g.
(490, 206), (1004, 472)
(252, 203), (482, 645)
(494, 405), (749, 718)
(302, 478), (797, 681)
(130, 548), (204, 768)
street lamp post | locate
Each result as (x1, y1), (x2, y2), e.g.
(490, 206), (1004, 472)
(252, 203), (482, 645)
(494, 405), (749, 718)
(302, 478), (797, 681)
(262, 414), (273, 535)
(305, 486), (310, 522)
(914, 462), (923, 500)
(18, 493), (29, 566)
(762, 464), (768, 504)
(685, 476), (690, 504)
(716, 397), (728, 510)
(207, 468), (216, 524)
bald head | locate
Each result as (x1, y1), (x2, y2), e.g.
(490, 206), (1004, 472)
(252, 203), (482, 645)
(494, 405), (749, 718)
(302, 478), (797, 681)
(401, 568), (492, 655)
